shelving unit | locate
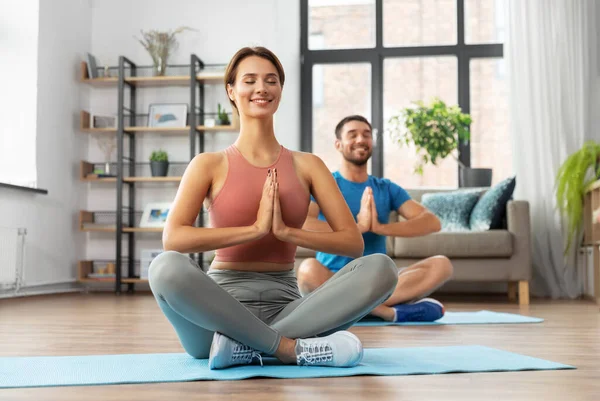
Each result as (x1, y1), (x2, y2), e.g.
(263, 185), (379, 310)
(79, 54), (236, 292)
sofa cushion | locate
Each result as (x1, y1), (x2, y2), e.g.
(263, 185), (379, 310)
(470, 176), (516, 231)
(394, 231), (513, 258)
(421, 190), (482, 232)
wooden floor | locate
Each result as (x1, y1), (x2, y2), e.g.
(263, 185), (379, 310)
(1, 293), (599, 401)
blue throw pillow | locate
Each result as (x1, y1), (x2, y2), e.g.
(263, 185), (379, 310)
(421, 190), (482, 232)
(469, 176), (517, 231)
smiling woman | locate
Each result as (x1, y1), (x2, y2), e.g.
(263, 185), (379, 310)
(146, 45), (398, 372)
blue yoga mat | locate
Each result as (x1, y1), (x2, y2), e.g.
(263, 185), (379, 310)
(354, 310), (544, 326)
(0, 345), (572, 388)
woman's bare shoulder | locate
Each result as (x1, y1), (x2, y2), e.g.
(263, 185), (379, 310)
(290, 151), (330, 189)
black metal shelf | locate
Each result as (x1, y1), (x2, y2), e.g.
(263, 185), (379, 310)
(81, 53), (222, 293)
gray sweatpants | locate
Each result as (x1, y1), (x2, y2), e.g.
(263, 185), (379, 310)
(148, 251), (398, 358)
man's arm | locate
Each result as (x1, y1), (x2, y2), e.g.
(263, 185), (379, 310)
(302, 201), (333, 232)
(372, 199), (441, 237)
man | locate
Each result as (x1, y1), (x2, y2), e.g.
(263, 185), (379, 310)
(298, 115), (453, 322)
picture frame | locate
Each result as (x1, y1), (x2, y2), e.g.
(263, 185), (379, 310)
(139, 202), (172, 228)
(148, 103), (188, 128)
(91, 114), (117, 129)
(140, 248), (164, 279)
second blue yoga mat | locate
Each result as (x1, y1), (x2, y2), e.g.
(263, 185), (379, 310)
(354, 310), (544, 326)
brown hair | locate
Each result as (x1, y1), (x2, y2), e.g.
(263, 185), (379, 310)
(224, 46), (285, 110)
(335, 115), (372, 139)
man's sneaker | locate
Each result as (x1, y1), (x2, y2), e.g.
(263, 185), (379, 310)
(392, 297), (445, 322)
(208, 332), (263, 370)
(295, 331), (363, 367)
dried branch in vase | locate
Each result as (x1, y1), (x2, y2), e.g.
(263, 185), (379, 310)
(134, 26), (195, 76)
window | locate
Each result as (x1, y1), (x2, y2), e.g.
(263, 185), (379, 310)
(309, 0), (376, 50)
(0, 0), (39, 188)
(469, 58), (510, 185)
(383, 0), (457, 47)
(384, 56), (458, 188)
(312, 63), (372, 172)
(301, 0), (508, 188)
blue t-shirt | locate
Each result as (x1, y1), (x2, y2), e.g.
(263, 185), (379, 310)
(312, 171), (411, 272)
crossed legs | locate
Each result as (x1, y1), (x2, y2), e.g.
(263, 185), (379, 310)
(148, 251), (398, 362)
(297, 255), (453, 321)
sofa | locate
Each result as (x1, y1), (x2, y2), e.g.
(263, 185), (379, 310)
(294, 187), (532, 305)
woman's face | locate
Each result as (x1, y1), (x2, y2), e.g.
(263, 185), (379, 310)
(227, 56), (282, 120)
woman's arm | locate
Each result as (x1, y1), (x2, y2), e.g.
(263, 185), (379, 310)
(274, 153), (363, 258)
(301, 201), (333, 232)
(162, 153), (269, 253)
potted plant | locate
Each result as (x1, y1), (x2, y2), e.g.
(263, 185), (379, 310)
(216, 103), (230, 126)
(555, 141), (600, 254)
(387, 97), (490, 187)
(149, 150), (169, 177)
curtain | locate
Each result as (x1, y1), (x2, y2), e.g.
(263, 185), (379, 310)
(505, 0), (598, 298)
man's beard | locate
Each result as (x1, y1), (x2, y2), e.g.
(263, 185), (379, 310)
(343, 150), (372, 166)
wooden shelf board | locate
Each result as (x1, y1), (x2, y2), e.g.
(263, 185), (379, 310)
(81, 227), (116, 232)
(199, 125), (238, 132)
(78, 277), (148, 284)
(123, 177), (182, 182)
(81, 75), (223, 88)
(125, 76), (190, 87)
(124, 126), (189, 134)
(585, 180), (600, 193)
(80, 124), (237, 134)
(81, 128), (116, 133)
(81, 176), (180, 182)
(81, 77), (118, 87)
(81, 177), (117, 182)
(78, 278), (115, 283)
(122, 278), (148, 284)
(123, 227), (163, 233)
(80, 226), (162, 233)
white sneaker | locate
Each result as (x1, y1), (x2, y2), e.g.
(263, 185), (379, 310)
(295, 331), (363, 368)
(208, 332), (263, 370)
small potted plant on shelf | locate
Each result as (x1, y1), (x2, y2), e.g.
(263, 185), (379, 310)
(555, 140), (600, 254)
(216, 103), (230, 126)
(150, 150), (169, 177)
(386, 97), (484, 186)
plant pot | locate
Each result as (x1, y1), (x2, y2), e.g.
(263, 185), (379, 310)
(150, 161), (169, 177)
(459, 167), (492, 188)
(216, 118), (230, 126)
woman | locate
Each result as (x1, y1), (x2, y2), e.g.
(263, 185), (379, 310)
(148, 46), (398, 370)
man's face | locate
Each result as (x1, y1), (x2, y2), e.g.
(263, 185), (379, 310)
(336, 120), (373, 166)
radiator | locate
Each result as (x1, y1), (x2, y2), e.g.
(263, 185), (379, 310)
(0, 227), (26, 291)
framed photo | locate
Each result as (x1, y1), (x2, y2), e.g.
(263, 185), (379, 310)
(140, 202), (172, 228)
(148, 103), (188, 128)
(91, 114), (117, 129)
(140, 248), (164, 279)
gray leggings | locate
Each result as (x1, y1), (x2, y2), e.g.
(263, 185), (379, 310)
(148, 251), (398, 358)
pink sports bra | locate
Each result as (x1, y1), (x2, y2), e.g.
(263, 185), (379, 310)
(208, 145), (310, 263)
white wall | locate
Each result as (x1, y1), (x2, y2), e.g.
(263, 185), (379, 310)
(86, 0), (301, 264)
(0, 0), (92, 289)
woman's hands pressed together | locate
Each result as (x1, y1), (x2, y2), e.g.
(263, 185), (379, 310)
(253, 168), (289, 240)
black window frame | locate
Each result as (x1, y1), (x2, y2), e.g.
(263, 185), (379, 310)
(300, 0), (503, 180)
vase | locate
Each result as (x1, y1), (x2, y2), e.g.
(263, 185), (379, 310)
(152, 55), (168, 76)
